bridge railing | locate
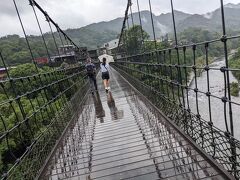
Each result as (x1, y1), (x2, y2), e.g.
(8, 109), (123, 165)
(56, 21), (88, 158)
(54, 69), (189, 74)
(0, 64), (89, 179)
(0, 0), (90, 179)
(116, 0), (240, 179)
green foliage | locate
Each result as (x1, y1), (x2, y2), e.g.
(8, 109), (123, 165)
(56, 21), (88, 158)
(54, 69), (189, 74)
(144, 40), (169, 52)
(230, 82), (239, 97)
(0, 28), (118, 67)
(233, 48), (240, 59)
(0, 63), (84, 176)
(123, 25), (150, 54)
(9, 63), (38, 78)
(195, 56), (214, 77)
(60, 62), (70, 69)
(65, 28), (118, 50)
(178, 28), (239, 58)
(179, 28), (214, 43)
(0, 35), (53, 66)
(229, 48), (240, 81)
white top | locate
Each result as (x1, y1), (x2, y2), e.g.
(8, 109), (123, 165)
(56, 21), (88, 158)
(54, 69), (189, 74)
(100, 63), (109, 73)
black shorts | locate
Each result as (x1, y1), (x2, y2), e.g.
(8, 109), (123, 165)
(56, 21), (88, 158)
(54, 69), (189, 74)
(102, 72), (109, 80)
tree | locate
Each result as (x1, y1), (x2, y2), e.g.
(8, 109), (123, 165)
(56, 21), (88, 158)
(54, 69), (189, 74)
(0, 63), (72, 174)
(123, 25), (150, 54)
(229, 48), (240, 81)
(9, 63), (38, 78)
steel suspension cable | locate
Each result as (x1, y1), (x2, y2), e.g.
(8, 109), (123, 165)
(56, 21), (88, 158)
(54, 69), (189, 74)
(170, 0), (185, 108)
(30, 0), (81, 53)
(46, 14), (62, 60)
(12, 0), (39, 72)
(57, 27), (67, 55)
(219, 0), (236, 177)
(148, 0), (157, 50)
(117, 0), (131, 51)
(29, 0), (51, 61)
(219, 0), (234, 137)
(129, 0), (135, 26)
(136, 0), (145, 52)
(13, 0), (57, 124)
(29, 2), (66, 110)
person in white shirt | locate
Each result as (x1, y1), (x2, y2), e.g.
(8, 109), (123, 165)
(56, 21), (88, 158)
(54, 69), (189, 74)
(100, 57), (110, 93)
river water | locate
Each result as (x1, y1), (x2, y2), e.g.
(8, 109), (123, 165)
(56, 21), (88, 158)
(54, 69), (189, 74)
(188, 58), (240, 140)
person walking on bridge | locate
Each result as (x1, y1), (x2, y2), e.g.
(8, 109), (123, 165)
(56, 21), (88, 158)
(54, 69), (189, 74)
(85, 57), (98, 94)
(100, 57), (110, 93)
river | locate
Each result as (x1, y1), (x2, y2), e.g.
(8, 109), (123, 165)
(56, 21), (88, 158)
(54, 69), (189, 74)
(188, 57), (240, 140)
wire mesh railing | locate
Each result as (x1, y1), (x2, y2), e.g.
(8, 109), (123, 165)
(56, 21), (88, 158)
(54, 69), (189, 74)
(0, 65), (89, 179)
(116, 0), (240, 179)
(1, 0), (240, 179)
(0, 0), (89, 179)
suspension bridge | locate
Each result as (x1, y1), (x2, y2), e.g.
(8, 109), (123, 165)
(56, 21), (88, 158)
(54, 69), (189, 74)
(0, 0), (239, 179)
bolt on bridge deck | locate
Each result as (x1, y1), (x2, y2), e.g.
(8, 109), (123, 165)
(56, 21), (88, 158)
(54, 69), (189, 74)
(40, 68), (233, 180)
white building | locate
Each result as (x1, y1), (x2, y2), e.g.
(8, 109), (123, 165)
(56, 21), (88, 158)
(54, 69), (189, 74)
(102, 39), (119, 55)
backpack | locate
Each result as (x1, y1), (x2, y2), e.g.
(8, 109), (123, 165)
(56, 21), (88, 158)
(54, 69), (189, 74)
(86, 64), (95, 76)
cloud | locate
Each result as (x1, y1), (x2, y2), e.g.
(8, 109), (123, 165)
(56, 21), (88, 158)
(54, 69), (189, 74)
(0, 0), (31, 17)
(171, 0), (240, 14)
(1, 0), (240, 37)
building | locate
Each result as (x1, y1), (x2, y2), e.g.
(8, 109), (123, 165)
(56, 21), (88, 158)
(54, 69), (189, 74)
(49, 45), (87, 66)
(58, 45), (75, 56)
(0, 67), (7, 80)
(0, 67), (16, 80)
(98, 47), (107, 56)
(88, 49), (98, 62)
(34, 57), (48, 65)
(102, 39), (119, 55)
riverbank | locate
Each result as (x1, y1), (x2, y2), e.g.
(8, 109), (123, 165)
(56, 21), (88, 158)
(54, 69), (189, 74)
(187, 57), (240, 140)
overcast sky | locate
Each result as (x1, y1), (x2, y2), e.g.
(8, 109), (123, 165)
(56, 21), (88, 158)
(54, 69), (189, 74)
(1, 0), (240, 37)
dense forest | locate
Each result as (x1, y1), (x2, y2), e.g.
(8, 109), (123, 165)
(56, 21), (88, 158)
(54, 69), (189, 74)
(0, 34), (59, 66)
(0, 63), (86, 176)
(0, 29), (118, 67)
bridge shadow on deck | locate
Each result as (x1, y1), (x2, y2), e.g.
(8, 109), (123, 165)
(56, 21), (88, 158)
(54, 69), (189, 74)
(41, 67), (231, 180)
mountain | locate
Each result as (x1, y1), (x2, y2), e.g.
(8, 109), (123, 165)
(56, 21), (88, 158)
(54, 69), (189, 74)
(1, 3), (240, 66)
(64, 3), (240, 49)
(157, 10), (191, 29)
(85, 17), (124, 33)
(177, 14), (213, 32)
(224, 3), (240, 9)
(64, 27), (118, 49)
(1, 3), (240, 50)
(65, 10), (192, 48)
(209, 5), (240, 30)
